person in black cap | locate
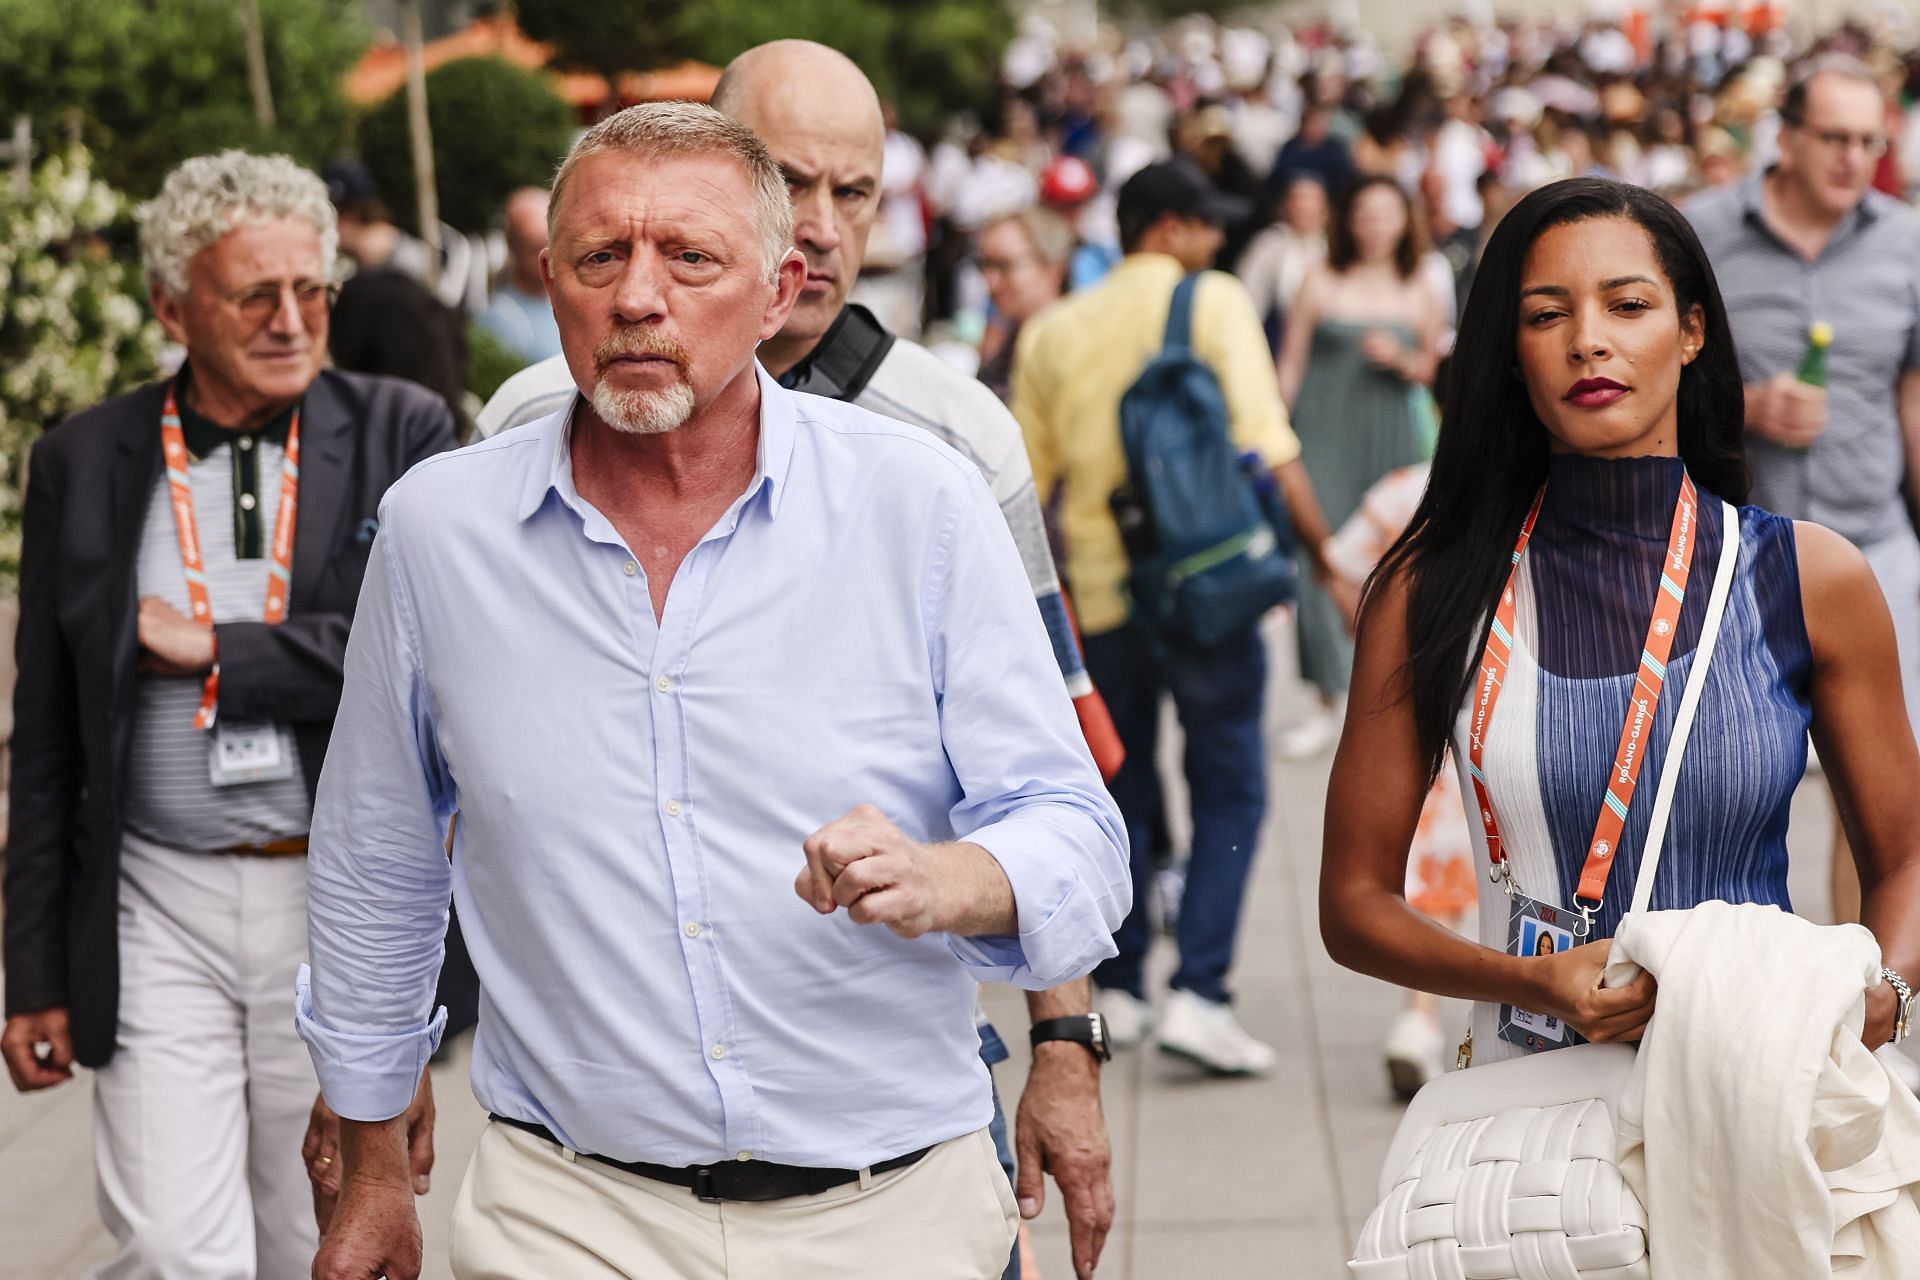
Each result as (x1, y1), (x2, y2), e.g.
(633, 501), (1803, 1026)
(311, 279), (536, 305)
(1010, 157), (1345, 1076)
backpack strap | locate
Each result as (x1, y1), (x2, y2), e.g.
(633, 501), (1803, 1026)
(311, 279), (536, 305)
(1163, 273), (1201, 352)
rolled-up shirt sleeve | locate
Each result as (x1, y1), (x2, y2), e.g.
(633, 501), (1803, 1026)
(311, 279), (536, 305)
(294, 512), (455, 1121)
(929, 472), (1130, 989)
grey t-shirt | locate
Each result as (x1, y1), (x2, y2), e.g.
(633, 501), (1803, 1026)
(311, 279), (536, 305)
(1689, 175), (1920, 546)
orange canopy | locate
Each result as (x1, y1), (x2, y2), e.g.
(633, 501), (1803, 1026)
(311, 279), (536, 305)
(344, 13), (719, 111)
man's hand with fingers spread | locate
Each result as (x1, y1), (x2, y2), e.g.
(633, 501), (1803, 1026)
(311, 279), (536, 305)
(795, 804), (1018, 938)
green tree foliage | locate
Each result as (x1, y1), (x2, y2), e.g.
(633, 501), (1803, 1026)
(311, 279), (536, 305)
(358, 58), (578, 236)
(684, 0), (1010, 137)
(514, 0), (700, 83)
(464, 321), (530, 404)
(516, 0), (1011, 138)
(0, 0), (368, 198)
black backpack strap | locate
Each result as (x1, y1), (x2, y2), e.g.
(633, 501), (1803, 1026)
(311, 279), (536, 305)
(1163, 273), (1201, 351)
(776, 303), (896, 401)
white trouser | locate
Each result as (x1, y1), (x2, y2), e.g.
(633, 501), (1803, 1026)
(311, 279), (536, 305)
(1861, 530), (1920, 737)
(89, 833), (318, 1280)
(450, 1122), (1018, 1280)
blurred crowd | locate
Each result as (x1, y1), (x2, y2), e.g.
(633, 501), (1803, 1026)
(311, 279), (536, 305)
(303, 10), (1920, 446)
(832, 12), (1920, 371)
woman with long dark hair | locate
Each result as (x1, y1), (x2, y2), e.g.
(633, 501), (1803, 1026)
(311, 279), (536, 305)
(1320, 178), (1920, 1068)
(1276, 174), (1443, 758)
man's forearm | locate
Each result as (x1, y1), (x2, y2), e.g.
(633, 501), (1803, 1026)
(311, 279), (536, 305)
(1275, 457), (1334, 574)
(1895, 371), (1920, 501)
(938, 841), (1019, 936)
(1026, 976), (1091, 1022)
(340, 1115), (411, 1188)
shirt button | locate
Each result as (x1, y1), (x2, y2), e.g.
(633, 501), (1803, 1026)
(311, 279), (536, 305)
(735, 1151), (753, 1161)
(655, 676), (672, 693)
(238, 492), (257, 511)
(710, 1043), (727, 1060)
(623, 560), (638, 576)
(237, 436), (253, 451)
(665, 800), (682, 817)
(684, 921), (701, 938)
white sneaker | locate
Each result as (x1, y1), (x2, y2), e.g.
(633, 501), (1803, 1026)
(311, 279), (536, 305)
(1155, 989), (1278, 1076)
(1098, 989), (1157, 1051)
(1383, 1009), (1444, 1101)
(1278, 704), (1341, 760)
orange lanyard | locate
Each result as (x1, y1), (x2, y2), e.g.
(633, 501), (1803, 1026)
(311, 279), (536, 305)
(160, 383), (300, 729)
(1465, 472), (1700, 918)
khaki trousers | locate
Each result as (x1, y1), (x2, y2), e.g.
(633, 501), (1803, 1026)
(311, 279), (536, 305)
(450, 1121), (1018, 1280)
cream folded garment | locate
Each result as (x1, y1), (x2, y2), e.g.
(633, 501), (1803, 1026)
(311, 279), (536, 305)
(1605, 901), (1920, 1277)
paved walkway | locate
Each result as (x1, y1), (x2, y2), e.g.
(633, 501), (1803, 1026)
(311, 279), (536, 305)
(0, 625), (1857, 1277)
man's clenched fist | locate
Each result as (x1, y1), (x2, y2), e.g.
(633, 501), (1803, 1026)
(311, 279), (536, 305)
(796, 805), (1017, 938)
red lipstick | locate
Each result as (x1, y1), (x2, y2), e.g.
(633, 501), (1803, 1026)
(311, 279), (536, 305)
(1565, 376), (1628, 408)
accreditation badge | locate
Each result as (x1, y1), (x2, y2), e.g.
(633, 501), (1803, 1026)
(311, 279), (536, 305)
(1497, 889), (1585, 1055)
(209, 721), (297, 786)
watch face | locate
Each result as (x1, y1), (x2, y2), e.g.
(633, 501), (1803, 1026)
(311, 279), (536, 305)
(1088, 1012), (1112, 1061)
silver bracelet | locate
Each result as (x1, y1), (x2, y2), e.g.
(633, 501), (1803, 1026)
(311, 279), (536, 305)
(1882, 967), (1914, 1045)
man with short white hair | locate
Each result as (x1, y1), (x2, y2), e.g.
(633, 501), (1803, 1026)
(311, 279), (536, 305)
(302, 103), (1128, 1280)
(478, 47), (1126, 1280)
(1, 149), (453, 1278)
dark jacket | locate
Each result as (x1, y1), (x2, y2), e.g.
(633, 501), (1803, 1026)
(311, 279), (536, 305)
(2, 367), (457, 1066)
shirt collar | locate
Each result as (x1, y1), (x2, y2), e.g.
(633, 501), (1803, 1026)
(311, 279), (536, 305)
(1740, 167), (1879, 242)
(1116, 251), (1187, 279)
(172, 365), (298, 460)
(514, 361), (797, 524)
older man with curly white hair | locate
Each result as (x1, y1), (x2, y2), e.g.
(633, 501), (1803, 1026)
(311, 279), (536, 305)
(0, 149), (455, 1279)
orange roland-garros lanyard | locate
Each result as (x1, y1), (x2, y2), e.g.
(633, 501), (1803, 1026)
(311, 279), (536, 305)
(160, 382), (300, 730)
(1465, 471), (1700, 916)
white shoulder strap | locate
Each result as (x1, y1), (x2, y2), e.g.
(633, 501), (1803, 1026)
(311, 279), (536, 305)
(1627, 501), (1741, 919)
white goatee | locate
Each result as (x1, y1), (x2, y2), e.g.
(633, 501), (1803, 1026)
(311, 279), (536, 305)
(591, 379), (696, 435)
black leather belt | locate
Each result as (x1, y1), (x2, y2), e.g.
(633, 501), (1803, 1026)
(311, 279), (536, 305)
(489, 1113), (934, 1202)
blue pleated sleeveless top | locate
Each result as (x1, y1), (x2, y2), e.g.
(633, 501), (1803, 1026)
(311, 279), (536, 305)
(1453, 454), (1813, 1061)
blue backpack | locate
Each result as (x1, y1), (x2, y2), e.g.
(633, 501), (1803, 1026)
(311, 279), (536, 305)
(1117, 274), (1296, 648)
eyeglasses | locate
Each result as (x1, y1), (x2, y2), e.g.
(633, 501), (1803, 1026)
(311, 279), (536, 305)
(223, 280), (340, 326)
(1803, 127), (1889, 157)
(979, 254), (1043, 275)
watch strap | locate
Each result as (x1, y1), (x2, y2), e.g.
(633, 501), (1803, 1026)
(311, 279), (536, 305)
(1029, 1014), (1110, 1062)
(1884, 967), (1914, 1044)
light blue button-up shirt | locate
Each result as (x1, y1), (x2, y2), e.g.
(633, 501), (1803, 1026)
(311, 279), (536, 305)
(295, 365), (1129, 1168)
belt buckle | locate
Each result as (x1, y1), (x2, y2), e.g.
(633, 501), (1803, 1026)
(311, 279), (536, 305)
(693, 1166), (722, 1202)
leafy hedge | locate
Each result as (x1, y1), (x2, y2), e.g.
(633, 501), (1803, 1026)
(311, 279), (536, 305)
(358, 57), (578, 235)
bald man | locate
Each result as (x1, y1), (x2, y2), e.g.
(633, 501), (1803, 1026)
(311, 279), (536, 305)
(476, 187), (562, 363)
(473, 41), (1118, 1280)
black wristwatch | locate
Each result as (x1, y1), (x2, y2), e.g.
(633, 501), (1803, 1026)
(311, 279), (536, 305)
(1029, 1013), (1112, 1063)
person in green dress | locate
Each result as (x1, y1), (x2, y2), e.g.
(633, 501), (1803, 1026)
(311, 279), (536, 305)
(1276, 175), (1444, 758)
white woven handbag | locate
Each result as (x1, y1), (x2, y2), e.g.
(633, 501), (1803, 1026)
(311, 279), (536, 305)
(1349, 501), (1741, 1280)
